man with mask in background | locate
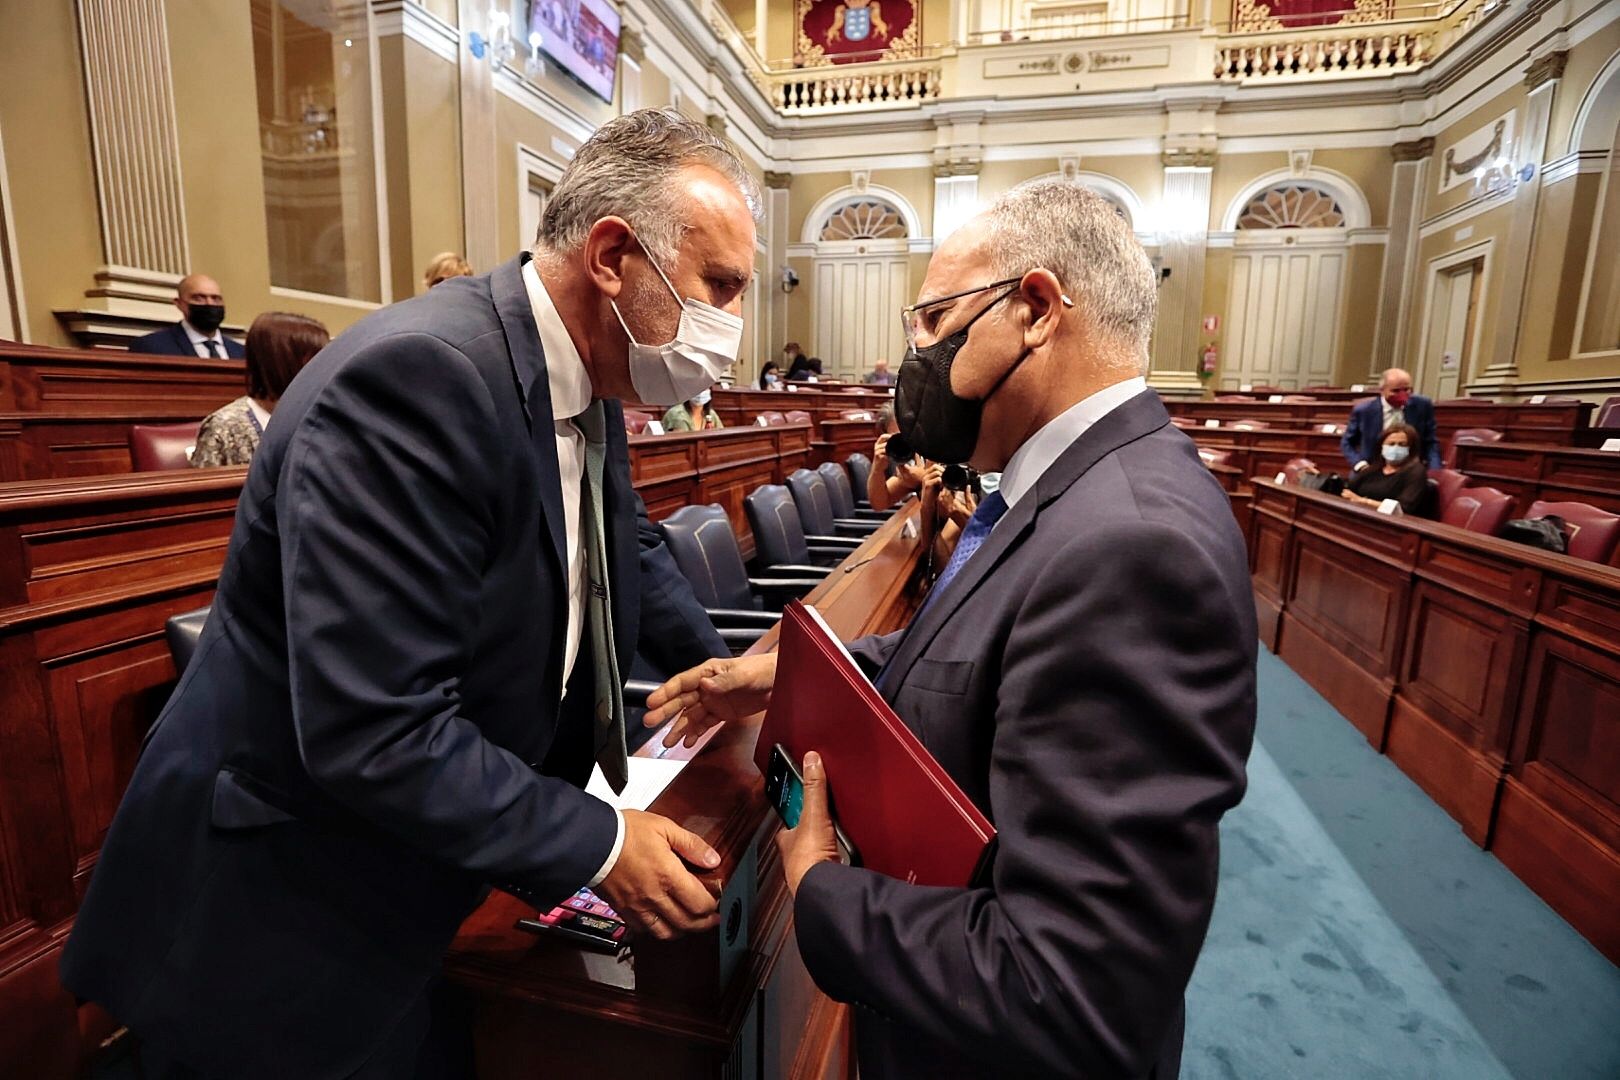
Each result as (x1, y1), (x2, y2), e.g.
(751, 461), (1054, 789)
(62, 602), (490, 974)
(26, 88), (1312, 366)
(63, 108), (753, 1080)
(1341, 366), (1442, 471)
(129, 272), (247, 358)
(646, 179), (1257, 1078)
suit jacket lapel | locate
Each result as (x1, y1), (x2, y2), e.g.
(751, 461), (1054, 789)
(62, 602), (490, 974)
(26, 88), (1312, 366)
(880, 390), (1172, 696)
(492, 254), (567, 586)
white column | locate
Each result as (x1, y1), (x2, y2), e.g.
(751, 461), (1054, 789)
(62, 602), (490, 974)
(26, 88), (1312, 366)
(765, 172), (791, 370)
(1474, 51), (1565, 394)
(932, 172), (980, 245)
(754, 0), (769, 56)
(1150, 152), (1214, 397)
(458, 0), (501, 273)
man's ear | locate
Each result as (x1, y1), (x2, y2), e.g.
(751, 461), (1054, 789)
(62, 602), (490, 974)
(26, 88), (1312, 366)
(1019, 268), (1068, 352)
(173, 296), (187, 315)
(583, 217), (636, 301)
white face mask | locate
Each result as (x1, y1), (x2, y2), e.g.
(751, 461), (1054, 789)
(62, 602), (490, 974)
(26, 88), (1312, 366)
(693, 387), (712, 407)
(611, 243), (743, 407)
(1383, 444), (1410, 463)
(978, 471), (1002, 495)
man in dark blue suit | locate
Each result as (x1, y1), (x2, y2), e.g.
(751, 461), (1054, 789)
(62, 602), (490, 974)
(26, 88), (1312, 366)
(649, 181), (1257, 1078)
(62, 109), (759, 1079)
(128, 273), (247, 358)
(1341, 367), (1442, 470)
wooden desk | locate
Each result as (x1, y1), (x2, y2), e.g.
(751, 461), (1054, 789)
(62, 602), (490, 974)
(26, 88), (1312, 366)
(447, 505), (927, 1080)
(630, 425), (813, 558)
(1187, 424), (1348, 484)
(1249, 479), (1620, 963)
(0, 468), (245, 1077)
(0, 342), (242, 415)
(713, 388), (889, 466)
(1451, 442), (1620, 519)
(1167, 399), (1595, 450)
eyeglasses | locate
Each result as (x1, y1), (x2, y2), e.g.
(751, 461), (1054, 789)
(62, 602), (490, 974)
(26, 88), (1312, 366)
(899, 277), (1023, 350)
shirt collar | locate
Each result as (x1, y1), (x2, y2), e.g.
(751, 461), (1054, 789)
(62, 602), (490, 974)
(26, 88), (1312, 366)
(181, 318), (221, 346)
(521, 258), (593, 420)
(997, 376), (1147, 510)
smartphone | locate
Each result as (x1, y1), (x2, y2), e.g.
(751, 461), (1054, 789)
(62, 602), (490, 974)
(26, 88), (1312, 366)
(765, 743), (857, 864)
(515, 887), (628, 955)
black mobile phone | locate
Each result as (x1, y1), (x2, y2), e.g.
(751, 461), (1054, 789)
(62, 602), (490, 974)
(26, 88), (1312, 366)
(765, 743), (857, 864)
(515, 887), (628, 956)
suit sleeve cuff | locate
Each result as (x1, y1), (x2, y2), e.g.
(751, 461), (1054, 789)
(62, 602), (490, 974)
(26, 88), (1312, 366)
(587, 808), (626, 887)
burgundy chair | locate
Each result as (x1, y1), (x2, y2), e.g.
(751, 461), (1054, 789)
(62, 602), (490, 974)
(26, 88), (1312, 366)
(622, 409), (653, 435)
(1197, 447), (1233, 468)
(1592, 395), (1620, 428)
(1445, 427), (1504, 466)
(1429, 468), (1469, 514)
(1229, 419), (1270, 431)
(783, 409), (813, 425)
(1526, 500), (1620, 564)
(1441, 486), (1513, 536)
(1283, 457), (1317, 484)
(1281, 394), (1319, 403)
(760, 411), (788, 427)
(1214, 395), (1256, 402)
(838, 409), (874, 421)
(129, 421), (202, 471)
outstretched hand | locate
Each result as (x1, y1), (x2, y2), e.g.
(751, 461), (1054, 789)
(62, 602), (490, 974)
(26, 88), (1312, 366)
(643, 653), (779, 748)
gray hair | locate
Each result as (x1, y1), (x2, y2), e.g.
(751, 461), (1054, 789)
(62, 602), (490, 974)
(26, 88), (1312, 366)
(981, 178), (1157, 368)
(534, 108), (763, 266)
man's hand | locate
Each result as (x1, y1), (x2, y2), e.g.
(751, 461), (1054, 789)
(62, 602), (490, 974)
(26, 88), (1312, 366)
(594, 810), (722, 940)
(644, 654), (779, 748)
(1353, 460), (1370, 472)
(873, 431), (894, 468)
(776, 752), (842, 896)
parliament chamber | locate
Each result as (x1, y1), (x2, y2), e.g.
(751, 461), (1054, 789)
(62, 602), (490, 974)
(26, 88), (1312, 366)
(5, 0), (1620, 1076)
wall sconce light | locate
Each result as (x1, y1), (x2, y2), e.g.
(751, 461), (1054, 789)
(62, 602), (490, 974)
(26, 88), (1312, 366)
(467, 8), (517, 73)
(780, 266), (800, 293)
(1472, 141), (1534, 199)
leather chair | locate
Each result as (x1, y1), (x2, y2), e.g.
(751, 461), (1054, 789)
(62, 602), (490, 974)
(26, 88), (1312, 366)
(1441, 486), (1514, 536)
(784, 409), (813, 425)
(1593, 395), (1620, 428)
(745, 484), (851, 571)
(787, 468), (879, 541)
(658, 506), (821, 650)
(1526, 500), (1620, 564)
(1283, 457), (1317, 484)
(760, 411), (787, 426)
(846, 453), (874, 507)
(1198, 447), (1233, 468)
(838, 409), (874, 421)
(1229, 419), (1270, 431)
(1446, 427), (1503, 466)
(1215, 395), (1256, 402)
(817, 461), (891, 521)
(1430, 468), (1469, 515)
(623, 409), (653, 435)
(165, 605), (211, 677)
(130, 421), (203, 471)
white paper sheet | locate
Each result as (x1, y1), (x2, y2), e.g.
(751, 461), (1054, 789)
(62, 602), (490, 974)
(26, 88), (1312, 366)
(585, 756), (688, 812)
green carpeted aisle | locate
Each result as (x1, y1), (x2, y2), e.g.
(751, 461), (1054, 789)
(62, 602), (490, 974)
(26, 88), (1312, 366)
(1184, 649), (1620, 1080)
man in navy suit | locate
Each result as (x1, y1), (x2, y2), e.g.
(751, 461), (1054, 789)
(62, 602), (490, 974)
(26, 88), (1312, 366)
(128, 273), (247, 358)
(649, 180), (1257, 1078)
(1341, 367), (1442, 470)
(62, 109), (758, 1079)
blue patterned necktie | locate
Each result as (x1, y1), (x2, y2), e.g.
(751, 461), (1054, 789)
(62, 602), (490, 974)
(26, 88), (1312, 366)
(876, 490), (1009, 694)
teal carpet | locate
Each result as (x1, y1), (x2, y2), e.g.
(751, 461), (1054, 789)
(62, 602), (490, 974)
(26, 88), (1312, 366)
(1184, 649), (1620, 1079)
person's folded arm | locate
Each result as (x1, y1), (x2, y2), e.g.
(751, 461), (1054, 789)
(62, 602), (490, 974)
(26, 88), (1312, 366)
(279, 333), (617, 899)
(794, 520), (1254, 1077)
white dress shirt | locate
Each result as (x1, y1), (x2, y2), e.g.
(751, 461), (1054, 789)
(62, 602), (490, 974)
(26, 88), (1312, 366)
(182, 318), (230, 359)
(996, 376), (1148, 514)
(520, 259), (625, 886)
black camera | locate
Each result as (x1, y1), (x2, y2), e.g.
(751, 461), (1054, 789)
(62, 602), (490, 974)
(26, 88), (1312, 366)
(943, 464), (972, 491)
(886, 434), (916, 465)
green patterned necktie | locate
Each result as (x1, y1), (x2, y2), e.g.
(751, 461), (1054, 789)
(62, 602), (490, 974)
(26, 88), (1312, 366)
(576, 401), (629, 794)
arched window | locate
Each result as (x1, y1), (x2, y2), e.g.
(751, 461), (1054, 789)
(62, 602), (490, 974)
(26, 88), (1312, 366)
(1236, 184), (1347, 229)
(818, 199), (909, 241)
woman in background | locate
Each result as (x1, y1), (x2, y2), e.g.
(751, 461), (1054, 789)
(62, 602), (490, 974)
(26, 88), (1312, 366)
(421, 252), (473, 290)
(1342, 422), (1430, 515)
(662, 386), (725, 432)
(785, 354), (816, 382)
(191, 312), (329, 468)
(759, 361), (783, 390)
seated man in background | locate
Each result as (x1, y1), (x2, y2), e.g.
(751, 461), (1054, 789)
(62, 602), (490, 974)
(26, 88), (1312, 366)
(1342, 367), (1440, 470)
(129, 273), (245, 358)
(648, 179), (1256, 1079)
(191, 312), (329, 468)
(1342, 422), (1430, 515)
(867, 404), (926, 510)
(422, 251), (474, 290)
(865, 357), (895, 385)
(662, 385), (724, 431)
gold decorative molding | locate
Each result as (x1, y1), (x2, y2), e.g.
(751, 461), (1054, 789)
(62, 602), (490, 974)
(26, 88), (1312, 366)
(763, 170), (793, 190)
(1391, 137), (1435, 162)
(1162, 148), (1217, 169)
(706, 113), (729, 136)
(1524, 50), (1567, 90)
(619, 25), (645, 64)
(1443, 119), (1505, 184)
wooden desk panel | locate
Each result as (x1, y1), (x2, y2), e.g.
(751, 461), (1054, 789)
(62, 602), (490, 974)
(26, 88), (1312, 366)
(0, 342), (241, 416)
(1169, 400), (1595, 450)
(1250, 480), (1620, 961)
(1453, 442), (1620, 519)
(449, 506), (926, 1080)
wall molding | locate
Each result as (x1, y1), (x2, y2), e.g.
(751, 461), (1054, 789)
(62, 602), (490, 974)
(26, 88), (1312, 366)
(1417, 189), (1513, 239)
(372, 0), (460, 64)
(1541, 149), (1610, 185)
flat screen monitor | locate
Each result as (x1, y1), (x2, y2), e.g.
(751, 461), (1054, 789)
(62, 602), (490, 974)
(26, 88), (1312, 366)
(529, 0), (621, 104)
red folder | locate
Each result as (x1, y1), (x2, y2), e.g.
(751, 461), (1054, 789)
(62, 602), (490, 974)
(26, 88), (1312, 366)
(755, 602), (996, 887)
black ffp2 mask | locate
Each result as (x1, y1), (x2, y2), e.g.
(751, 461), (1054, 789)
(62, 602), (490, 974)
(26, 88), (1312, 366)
(186, 303), (225, 334)
(895, 291), (1026, 465)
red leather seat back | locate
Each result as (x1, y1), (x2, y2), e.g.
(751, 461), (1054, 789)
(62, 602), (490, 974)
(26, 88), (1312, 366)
(1446, 427), (1503, 466)
(761, 411), (787, 426)
(622, 409), (652, 434)
(1429, 468), (1469, 514)
(1441, 486), (1513, 536)
(784, 410), (812, 425)
(1527, 500), (1620, 564)
(1198, 447), (1232, 468)
(129, 421), (202, 471)
(1283, 457), (1317, 484)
